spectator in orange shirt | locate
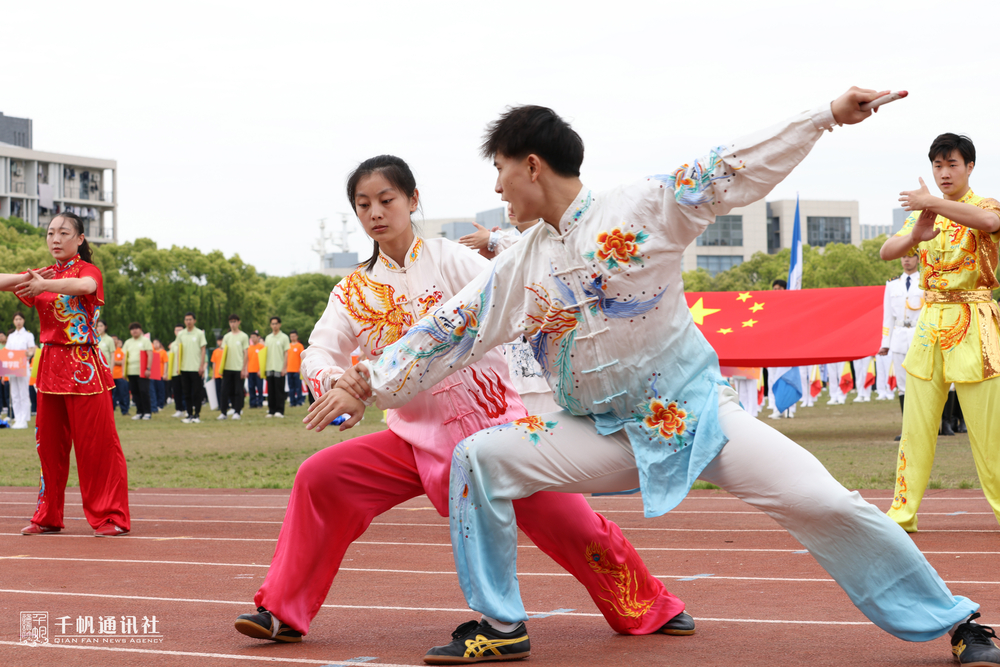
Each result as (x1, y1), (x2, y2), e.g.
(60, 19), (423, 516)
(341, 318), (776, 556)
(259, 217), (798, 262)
(111, 336), (130, 416)
(210, 337), (224, 412)
(287, 330), (305, 407)
(246, 331), (264, 409)
(150, 339), (166, 413)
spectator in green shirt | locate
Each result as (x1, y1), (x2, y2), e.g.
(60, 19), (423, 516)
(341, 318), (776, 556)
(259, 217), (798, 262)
(176, 312), (207, 424)
(219, 314), (250, 420)
(264, 316), (290, 418)
(96, 320), (116, 413)
(121, 322), (153, 420)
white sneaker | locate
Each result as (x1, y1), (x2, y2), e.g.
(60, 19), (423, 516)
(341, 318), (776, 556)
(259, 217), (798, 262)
(768, 411), (784, 419)
(265, 413), (273, 418)
(217, 414), (227, 421)
(191, 417), (201, 424)
(181, 417), (192, 424)
(172, 411), (185, 418)
(132, 414), (142, 420)
(11, 423), (27, 430)
(142, 414), (151, 420)
(274, 413), (284, 419)
(227, 409), (235, 416)
(231, 413), (241, 420)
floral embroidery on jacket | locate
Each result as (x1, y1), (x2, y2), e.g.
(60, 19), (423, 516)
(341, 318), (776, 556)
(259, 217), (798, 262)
(585, 227), (649, 271)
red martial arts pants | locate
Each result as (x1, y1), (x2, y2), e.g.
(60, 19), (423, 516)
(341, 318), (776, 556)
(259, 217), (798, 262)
(32, 391), (131, 531)
(255, 429), (684, 635)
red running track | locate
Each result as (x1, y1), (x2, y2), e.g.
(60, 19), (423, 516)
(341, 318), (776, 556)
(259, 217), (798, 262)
(0, 486), (997, 666)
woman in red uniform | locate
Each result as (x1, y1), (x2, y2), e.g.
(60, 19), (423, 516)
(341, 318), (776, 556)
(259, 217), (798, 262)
(0, 212), (131, 537)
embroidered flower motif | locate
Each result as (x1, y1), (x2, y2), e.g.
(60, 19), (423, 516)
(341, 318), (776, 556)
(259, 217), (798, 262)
(643, 400), (687, 439)
(585, 228), (649, 270)
(512, 415), (559, 445)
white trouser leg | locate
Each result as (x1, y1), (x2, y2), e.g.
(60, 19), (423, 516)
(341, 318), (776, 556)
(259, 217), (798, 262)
(10, 376), (30, 427)
(696, 398), (977, 641)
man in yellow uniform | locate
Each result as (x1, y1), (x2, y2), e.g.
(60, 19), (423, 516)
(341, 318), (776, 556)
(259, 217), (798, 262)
(880, 133), (1000, 533)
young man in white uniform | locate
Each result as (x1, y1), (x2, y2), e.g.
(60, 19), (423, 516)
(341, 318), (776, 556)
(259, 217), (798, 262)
(324, 88), (1000, 666)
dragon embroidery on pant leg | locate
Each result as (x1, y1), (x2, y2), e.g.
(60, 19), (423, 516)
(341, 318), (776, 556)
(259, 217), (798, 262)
(585, 542), (654, 618)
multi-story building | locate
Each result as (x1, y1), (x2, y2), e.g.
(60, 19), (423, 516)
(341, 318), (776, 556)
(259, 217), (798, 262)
(0, 112), (117, 244)
(681, 199), (861, 276)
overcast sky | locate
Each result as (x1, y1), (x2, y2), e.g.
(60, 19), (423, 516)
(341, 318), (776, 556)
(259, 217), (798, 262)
(5, 1), (999, 276)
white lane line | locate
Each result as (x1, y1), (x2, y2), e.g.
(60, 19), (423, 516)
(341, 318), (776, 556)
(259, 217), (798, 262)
(0, 591), (877, 625)
(3, 558), (998, 584)
(0, 641), (416, 666)
(0, 502), (289, 510)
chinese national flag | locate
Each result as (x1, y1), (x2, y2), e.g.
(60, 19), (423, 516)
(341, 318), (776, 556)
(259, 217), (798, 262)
(888, 362), (898, 390)
(756, 373), (764, 406)
(685, 286), (883, 367)
(839, 361), (854, 394)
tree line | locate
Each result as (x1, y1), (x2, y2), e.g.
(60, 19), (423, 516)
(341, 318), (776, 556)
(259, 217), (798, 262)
(0, 217), (340, 343)
(681, 238), (913, 292)
(3, 217), (963, 343)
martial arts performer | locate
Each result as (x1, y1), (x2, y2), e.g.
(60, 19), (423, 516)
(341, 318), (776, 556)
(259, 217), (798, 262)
(4, 211), (131, 537)
(233, 155), (693, 645)
(326, 90), (1000, 665)
(880, 133), (1000, 533)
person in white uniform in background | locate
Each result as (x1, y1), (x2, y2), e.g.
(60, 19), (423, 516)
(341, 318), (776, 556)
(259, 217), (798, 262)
(461, 204), (560, 415)
(853, 355), (875, 402)
(7, 311), (37, 429)
(874, 340), (895, 400)
(825, 361), (846, 404)
(878, 252), (922, 440)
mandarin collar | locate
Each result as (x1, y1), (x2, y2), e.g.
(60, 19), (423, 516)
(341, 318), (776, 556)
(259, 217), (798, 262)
(55, 254), (81, 272)
(554, 186), (593, 235)
(378, 236), (424, 271)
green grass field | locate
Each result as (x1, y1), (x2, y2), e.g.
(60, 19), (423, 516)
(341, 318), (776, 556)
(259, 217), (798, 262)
(0, 396), (983, 491)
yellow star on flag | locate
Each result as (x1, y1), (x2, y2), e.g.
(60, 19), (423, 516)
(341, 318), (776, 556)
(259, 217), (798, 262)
(742, 318), (758, 328)
(688, 297), (721, 325)
(736, 292), (752, 302)
(717, 328), (733, 335)
(749, 302), (765, 313)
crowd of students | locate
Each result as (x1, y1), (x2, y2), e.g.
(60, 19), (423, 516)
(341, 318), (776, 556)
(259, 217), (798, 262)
(92, 313), (306, 423)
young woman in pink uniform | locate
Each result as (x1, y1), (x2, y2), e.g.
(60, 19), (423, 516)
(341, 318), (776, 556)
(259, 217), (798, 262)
(234, 155), (692, 650)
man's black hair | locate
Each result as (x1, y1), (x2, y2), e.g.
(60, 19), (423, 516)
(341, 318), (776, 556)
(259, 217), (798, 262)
(481, 105), (584, 177)
(270, 316), (281, 324)
(129, 321), (143, 331)
(184, 312), (196, 319)
(929, 133), (975, 165)
(772, 279), (787, 289)
(228, 314), (240, 321)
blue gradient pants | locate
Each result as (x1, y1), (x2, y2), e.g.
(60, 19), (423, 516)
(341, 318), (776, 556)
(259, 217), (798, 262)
(450, 393), (977, 642)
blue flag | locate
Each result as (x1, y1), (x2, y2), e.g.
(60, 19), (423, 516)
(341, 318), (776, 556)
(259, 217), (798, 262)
(774, 196), (803, 411)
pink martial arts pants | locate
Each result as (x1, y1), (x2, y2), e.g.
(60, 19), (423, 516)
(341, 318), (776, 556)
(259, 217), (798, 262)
(255, 428), (683, 635)
(32, 391), (131, 531)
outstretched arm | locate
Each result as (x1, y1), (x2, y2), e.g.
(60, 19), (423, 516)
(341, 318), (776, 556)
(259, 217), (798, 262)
(661, 87), (891, 248)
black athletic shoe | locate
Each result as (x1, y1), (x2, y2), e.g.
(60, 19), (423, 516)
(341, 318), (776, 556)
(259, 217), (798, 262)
(234, 607), (302, 643)
(657, 611), (696, 636)
(424, 620), (530, 664)
(952, 613), (1000, 666)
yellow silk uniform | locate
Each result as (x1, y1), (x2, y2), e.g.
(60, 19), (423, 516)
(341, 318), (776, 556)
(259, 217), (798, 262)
(889, 190), (1000, 531)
